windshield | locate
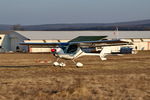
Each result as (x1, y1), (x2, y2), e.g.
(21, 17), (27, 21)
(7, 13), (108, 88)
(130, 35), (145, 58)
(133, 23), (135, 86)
(66, 44), (78, 54)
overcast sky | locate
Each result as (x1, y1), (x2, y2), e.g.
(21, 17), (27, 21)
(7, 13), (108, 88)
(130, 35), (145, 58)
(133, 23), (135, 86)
(0, 0), (150, 25)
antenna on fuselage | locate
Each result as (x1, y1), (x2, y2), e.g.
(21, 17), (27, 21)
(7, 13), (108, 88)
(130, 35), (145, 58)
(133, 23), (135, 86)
(116, 27), (119, 39)
(113, 26), (119, 39)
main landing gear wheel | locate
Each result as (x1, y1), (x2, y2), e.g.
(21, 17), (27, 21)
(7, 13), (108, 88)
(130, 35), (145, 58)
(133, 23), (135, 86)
(59, 62), (66, 67)
(76, 62), (83, 68)
(53, 62), (59, 66)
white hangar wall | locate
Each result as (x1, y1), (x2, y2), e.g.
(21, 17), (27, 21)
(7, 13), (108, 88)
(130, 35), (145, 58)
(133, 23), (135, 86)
(1, 31), (150, 53)
(24, 40), (69, 53)
(0, 34), (7, 52)
(123, 38), (150, 50)
(9, 32), (28, 52)
(29, 45), (53, 53)
(0, 33), (11, 52)
(15, 31), (150, 53)
(24, 39), (150, 53)
(0, 31), (28, 52)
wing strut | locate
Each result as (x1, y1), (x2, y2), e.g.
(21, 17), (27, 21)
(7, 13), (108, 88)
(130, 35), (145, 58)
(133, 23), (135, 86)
(99, 47), (112, 60)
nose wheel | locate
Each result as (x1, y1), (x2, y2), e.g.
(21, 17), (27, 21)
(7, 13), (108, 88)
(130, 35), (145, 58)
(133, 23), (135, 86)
(53, 62), (66, 67)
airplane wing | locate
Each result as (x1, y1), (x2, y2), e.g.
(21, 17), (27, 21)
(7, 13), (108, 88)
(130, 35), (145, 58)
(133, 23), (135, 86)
(20, 36), (132, 48)
(69, 36), (107, 42)
(20, 42), (69, 47)
(69, 39), (132, 47)
(20, 36), (108, 47)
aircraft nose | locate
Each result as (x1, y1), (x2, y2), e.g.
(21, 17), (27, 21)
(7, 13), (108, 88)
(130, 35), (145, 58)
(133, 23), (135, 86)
(51, 48), (56, 52)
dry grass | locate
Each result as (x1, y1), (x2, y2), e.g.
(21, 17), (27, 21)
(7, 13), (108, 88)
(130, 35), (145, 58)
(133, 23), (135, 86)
(0, 51), (150, 100)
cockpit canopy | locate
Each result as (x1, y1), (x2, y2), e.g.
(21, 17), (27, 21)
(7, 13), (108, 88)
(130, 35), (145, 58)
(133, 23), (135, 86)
(66, 44), (78, 54)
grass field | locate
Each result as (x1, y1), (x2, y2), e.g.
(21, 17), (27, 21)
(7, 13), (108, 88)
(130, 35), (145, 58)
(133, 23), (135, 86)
(0, 51), (150, 100)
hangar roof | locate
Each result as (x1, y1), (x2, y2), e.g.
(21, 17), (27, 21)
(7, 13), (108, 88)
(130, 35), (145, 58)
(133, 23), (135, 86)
(15, 31), (150, 40)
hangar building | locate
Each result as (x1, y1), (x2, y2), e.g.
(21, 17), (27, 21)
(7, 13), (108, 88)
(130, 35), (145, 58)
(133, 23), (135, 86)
(0, 31), (150, 52)
(0, 31), (27, 52)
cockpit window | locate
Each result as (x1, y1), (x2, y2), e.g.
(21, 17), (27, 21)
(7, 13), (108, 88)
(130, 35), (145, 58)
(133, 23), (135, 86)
(66, 44), (78, 53)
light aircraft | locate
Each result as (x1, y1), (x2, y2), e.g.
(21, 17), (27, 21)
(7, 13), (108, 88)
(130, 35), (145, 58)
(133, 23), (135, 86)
(20, 36), (134, 67)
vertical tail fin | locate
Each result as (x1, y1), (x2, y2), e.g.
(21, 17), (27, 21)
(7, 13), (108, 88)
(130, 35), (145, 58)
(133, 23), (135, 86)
(99, 47), (112, 60)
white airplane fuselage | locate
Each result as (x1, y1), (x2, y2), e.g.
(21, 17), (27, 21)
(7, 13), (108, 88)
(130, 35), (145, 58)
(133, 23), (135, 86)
(53, 46), (112, 61)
